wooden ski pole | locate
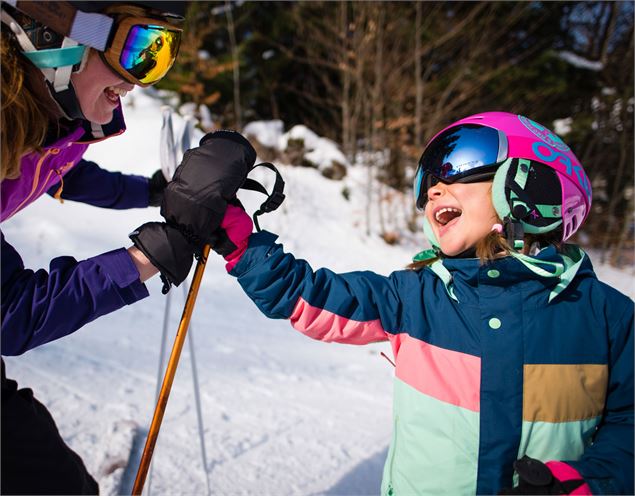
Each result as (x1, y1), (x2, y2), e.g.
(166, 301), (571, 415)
(132, 244), (211, 495)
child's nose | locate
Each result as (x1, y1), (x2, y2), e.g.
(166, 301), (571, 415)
(427, 178), (447, 200)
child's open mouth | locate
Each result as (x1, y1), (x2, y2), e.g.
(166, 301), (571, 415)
(434, 207), (462, 235)
(435, 207), (462, 226)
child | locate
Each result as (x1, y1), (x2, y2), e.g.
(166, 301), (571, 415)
(162, 112), (634, 494)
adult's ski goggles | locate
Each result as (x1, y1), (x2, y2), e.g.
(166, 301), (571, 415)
(5, 1), (182, 86)
(413, 124), (508, 210)
(101, 14), (182, 86)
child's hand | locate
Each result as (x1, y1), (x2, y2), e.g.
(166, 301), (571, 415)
(498, 456), (590, 495)
(209, 202), (253, 272)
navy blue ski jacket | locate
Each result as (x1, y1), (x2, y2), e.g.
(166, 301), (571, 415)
(231, 231), (634, 494)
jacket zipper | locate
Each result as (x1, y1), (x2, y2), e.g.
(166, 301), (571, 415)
(50, 161), (75, 203)
(386, 415), (399, 496)
(53, 169), (65, 203)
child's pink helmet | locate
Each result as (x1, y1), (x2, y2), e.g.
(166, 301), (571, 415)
(414, 111), (592, 243)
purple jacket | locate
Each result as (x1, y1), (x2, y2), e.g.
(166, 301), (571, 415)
(1, 107), (151, 356)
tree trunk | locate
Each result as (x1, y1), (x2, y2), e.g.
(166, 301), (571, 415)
(225, 1), (241, 129)
(414, 2), (423, 149)
(609, 193), (633, 267)
(340, 2), (352, 161)
(372, 5), (387, 236)
(598, 2), (617, 65)
(600, 108), (629, 261)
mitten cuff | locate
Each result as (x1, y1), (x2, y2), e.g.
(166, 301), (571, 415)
(224, 238), (249, 272)
(130, 222), (193, 291)
(545, 461), (592, 495)
(219, 204), (253, 271)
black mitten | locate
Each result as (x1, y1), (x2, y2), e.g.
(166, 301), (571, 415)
(148, 169), (168, 207)
(129, 222), (194, 293)
(161, 130), (256, 253)
(498, 456), (585, 495)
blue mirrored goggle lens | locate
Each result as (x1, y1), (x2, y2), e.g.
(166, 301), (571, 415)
(413, 124), (504, 209)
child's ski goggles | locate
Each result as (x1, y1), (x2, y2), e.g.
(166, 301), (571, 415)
(413, 124), (508, 210)
(101, 14), (182, 86)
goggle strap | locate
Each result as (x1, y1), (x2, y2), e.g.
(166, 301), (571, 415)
(70, 9), (113, 51)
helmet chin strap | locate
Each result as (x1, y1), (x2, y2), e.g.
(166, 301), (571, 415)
(1, 7), (87, 121)
(46, 80), (86, 121)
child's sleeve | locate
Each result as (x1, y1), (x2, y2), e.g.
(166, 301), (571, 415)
(566, 300), (634, 495)
(230, 231), (411, 344)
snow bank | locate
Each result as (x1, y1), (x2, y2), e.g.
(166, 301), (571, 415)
(244, 120), (350, 173)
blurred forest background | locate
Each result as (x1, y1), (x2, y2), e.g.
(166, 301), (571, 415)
(158, 1), (634, 266)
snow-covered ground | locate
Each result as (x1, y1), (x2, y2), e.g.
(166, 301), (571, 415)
(2, 90), (633, 495)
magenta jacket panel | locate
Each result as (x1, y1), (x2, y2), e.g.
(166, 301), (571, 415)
(1, 128), (88, 222)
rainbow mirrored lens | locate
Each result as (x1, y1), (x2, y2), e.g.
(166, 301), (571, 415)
(120, 25), (181, 84)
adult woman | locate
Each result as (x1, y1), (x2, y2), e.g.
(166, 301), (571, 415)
(0, 2), (193, 493)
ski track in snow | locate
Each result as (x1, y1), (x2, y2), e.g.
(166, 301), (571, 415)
(2, 89), (633, 495)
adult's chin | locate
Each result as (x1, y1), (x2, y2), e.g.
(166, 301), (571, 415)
(80, 96), (119, 124)
(82, 108), (116, 125)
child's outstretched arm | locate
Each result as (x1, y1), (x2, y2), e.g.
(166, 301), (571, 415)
(153, 131), (409, 344)
(217, 205), (411, 345)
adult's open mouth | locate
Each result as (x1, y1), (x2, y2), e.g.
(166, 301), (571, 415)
(104, 86), (128, 104)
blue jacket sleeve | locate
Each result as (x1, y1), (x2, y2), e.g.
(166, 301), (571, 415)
(231, 231), (412, 344)
(569, 300), (634, 494)
(1, 232), (149, 356)
(47, 159), (150, 209)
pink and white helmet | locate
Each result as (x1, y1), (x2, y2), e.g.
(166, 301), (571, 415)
(414, 111), (591, 242)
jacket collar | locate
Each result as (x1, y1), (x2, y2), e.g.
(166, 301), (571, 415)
(429, 245), (595, 304)
(43, 104), (126, 147)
